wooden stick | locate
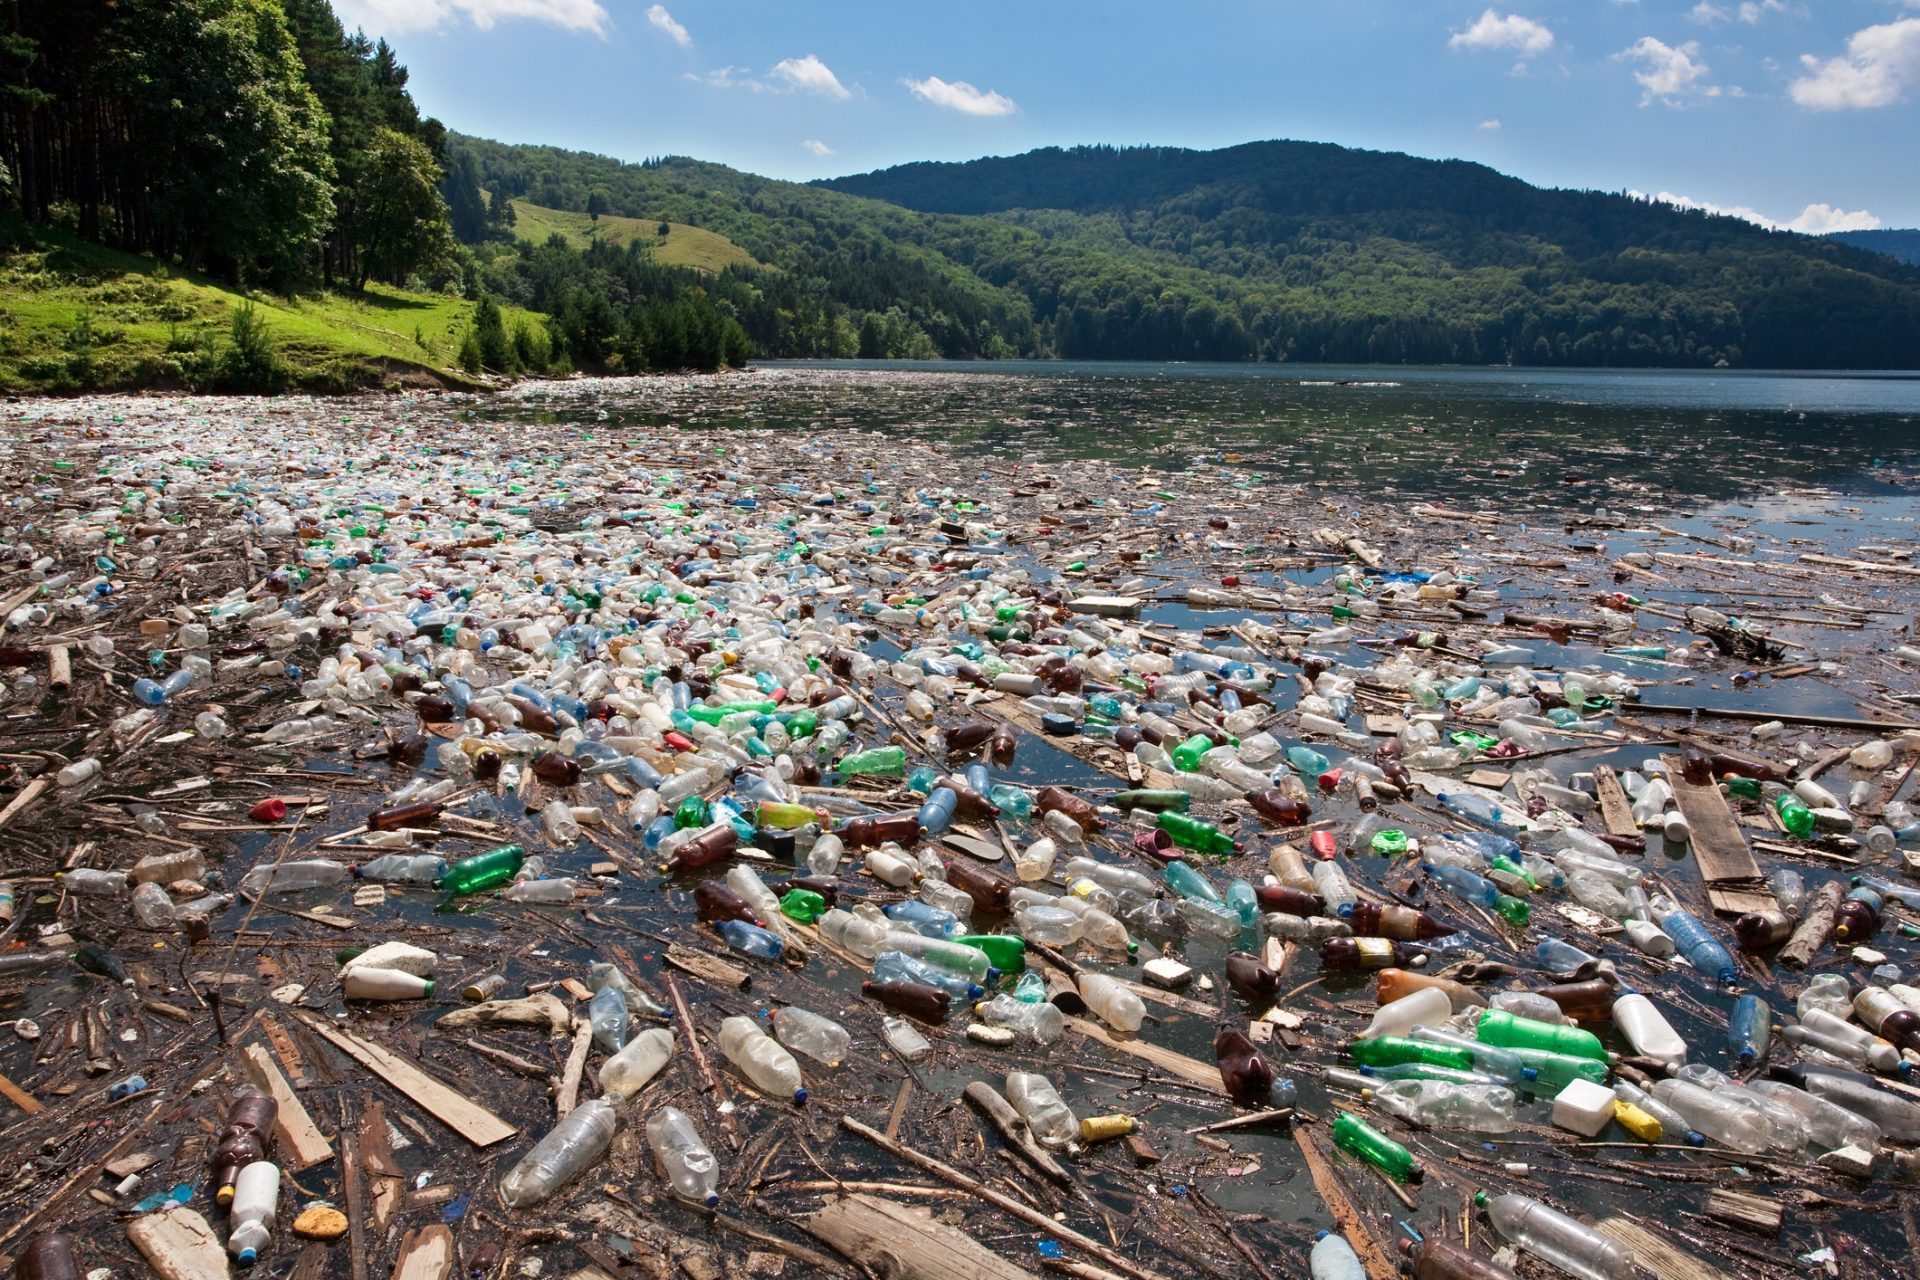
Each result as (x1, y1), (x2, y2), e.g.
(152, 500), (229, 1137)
(0, 777), (49, 831)
(555, 1021), (592, 1118)
(0, 1069), (43, 1114)
(1779, 880), (1843, 969)
(1184, 1109), (1292, 1136)
(47, 645), (71, 690)
(1292, 1127), (1398, 1280)
(962, 1080), (1072, 1184)
(239, 1043), (333, 1168)
(839, 1117), (1171, 1280)
(664, 973), (743, 1151)
(299, 1014), (517, 1147)
(339, 1095), (370, 1280)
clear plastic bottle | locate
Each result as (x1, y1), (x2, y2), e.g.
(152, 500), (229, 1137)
(1309, 1231), (1366, 1280)
(771, 1006), (851, 1066)
(1368, 1079), (1516, 1133)
(226, 1160), (280, 1267)
(974, 993), (1066, 1044)
(502, 877), (579, 904)
(353, 854), (445, 883)
(820, 908), (891, 958)
(598, 1027), (675, 1100)
(1648, 1078), (1774, 1153)
(645, 1105), (719, 1207)
(498, 1098), (617, 1208)
(239, 860), (349, 896)
(1358, 987), (1452, 1040)
(1478, 1193), (1634, 1280)
(130, 882), (177, 929)
(588, 985), (629, 1053)
(1612, 1080), (1704, 1147)
(1005, 1071), (1077, 1147)
(1745, 1080), (1880, 1152)
(872, 951), (981, 1001)
(59, 868), (128, 896)
(717, 1015), (807, 1104)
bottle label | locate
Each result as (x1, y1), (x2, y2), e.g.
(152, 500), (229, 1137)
(1357, 938), (1396, 964)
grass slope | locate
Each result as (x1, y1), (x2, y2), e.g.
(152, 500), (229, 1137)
(0, 227), (543, 393)
(509, 200), (758, 273)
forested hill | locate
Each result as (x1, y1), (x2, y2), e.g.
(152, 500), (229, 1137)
(811, 142), (1920, 367)
(1827, 229), (1920, 267)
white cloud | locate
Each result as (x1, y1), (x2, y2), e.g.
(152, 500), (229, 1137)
(645, 4), (690, 47)
(1478, 118), (1503, 130)
(904, 75), (1018, 117)
(1689, 2), (1729, 24)
(1631, 189), (1881, 233)
(332, 0), (609, 36)
(1738, 0), (1786, 23)
(1789, 18), (1920, 110)
(685, 66), (764, 91)
(1449, 9), (1555, 57)
(769, 54), (852, 100)
(802, 139), (835, 157)
(1619, 37), (1719, 105)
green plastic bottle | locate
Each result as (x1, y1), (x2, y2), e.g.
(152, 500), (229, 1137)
(1157, 811), (1240, 856)
(440, 844), (526, 897)
(955, 934), (1026, 974)
(839, 746), (906, 778)
(1721, 776), (1762, 800)
(757, 801), (819, 830)
(1162, 860), (1223, 904)
(688, 700), (776, 725)
(1171, 734), (1214, 773)
(1110, 788), (1190, 813)
(1333, 1111), (1422, 1182)
(1347, 1036), (1476, 1072)
(1476, 1009), (1606, 1061)
(1488, 855), (1539, 891)
(1492, 893), (1532, 927)
(779, 889), (826, 924)
(1774, 793), (1814, 839)
(675, 796), (711, 830)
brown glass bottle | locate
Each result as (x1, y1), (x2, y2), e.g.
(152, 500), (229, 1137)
(1709, 753), (1785, 783)
(1248, 790), (1312, 826)
(838, 812), (920, 849)
(944, 722), (996, 759)
(988, 722), (1017, 766)
(1254, 885), (1325, 917)
(367, 800), (442, 831)
(508, 698), (558, 735)
(1533, 979), (1616, 1025)
(15, 1234), (80, 1280)
(1345, 902), (1455, 941)
(662, 825), (738, 875)
(1225, 953), (1282, 1004)
(1833, 890), (1881, 943)
(1733, 911), (1793, 950)
(1213, 1028), (1275, 1107)
(1319, 937), (1423, 971)
(531, 754), (581, 787)
(776, 875), (839, 907)
(1401, 1237), (1515, 1280)
(944, 860), (1014, 915)
(693, 881), (759, 927)
(861, 979), (950, 1022)
(414, 695), (455, 723)
(942, 778), (999, 820)
(1034, 786), (1104, 833)
(1680, 749), (1714, 785)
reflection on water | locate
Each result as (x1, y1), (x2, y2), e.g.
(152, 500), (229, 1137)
(506, 362), (1920, 512)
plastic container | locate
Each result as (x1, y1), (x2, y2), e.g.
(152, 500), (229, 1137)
(227, 1160), (280, 1267)
(771, 1006), (851, 1066)
(1478, 1192), (1634, 1280)
(645, 1105), (719, 1207)
(1612, 993), (1687, 1068)
(598, 1027), (675, 1100)
(499, 1098), (617, 1208)
(1006, 1071), (1078, 1147)
(717, 1015), (807, 1104)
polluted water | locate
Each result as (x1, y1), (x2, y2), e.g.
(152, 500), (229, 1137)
(0, 372), (1919, 1280)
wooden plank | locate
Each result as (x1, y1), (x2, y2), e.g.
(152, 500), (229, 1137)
(1291, 1129), (1397, 1280)
(1798, 552), (1920, 578)
(1662, 755), (1771, 910)
(1592, 766), (1638, 839)
(805, 1194), (1043, 1280)
(1704, 1189), (1783, 1237)
(1596, 1219), (1733, 1280)
(555, 1021), (592, 1119)
(239, 1044), (334, 1169)
(0, 777), (49, 831)
(388, 1226), (455, 1280)
(259, 1013), (311, 1087)
(0, 1069), (42, 1115)
(1634, 702), (1920, 732)
(1707, 886), (1781, 917)
(298, 1015), (517, 1148)
(126, 1208), (227, 1280)
(664, 943), (751, 991)
(1064, 1018), (1223, 1095)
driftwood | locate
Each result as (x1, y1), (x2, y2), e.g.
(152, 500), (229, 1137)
(665, 974), (743, 1151)
(299, 1015), (517, 1147)
(555, 1022), (592, 1118)
(1778, 880), (1844, 969)
(126, 1208), (227, 1280)
(805, 1194), (1041, 1280)
(1291, 1128), (1397, 1280)
(1597, 1218), (1734, 1280)
(436, 993), (572, 1035)
(962, 1081), (1071, 1184)
(839, 1117), (1171, 1280)
(389, 1226), (455, 1280)
(239, 1044), (334, 1169)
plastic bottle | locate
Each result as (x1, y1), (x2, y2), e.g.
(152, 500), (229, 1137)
(1333, 1111), (1421, 1181)
(1650, 898), (1737, 984)
(1006, 1071), (1078, 1147)
(717, 1015), (807, 1103)
(227, 1160), (280, 1267)
(211, 1090), (279, 1206)
(1376, 969), (1487, 1012)
(1339, 901), (1455, 941)
(1369, 1079), (1517, 1133)
(820, 908), (891, 958)
(1648, 1078), (1773, 1153)
(1401, 1236), (1516, 1280)
(1476, 1009), (1605, 1062)
(342, 967), (433, 1000)
(881, 1016), (934, 1061)
(645, 1105), (720, 1207)
(1477, 1193), (1633, 1280)
(502, 877), (578, 904)
(975, 993), (1066, 1044)
(1854, 986), (1920, 1055)
(130, 881), (177, 929)
(1774, 1065), (1920, 1142)
(1214, 1027), (1279, 1106)
(1797, 1008), (1903, 1073)
(239, 860), (349, 896)
(716, 918), (785, 960)
(498, 1098), (617, 1208)
(1833, 887), (1882, 944)
(440, 844), (526, 897)
(599, 1027), (675, 1100)
(1310, 1231), (1366, 1280)
(1612, 993), (1687, 1068)
(353, 854), (446, 884)
(1728, 994), (1771, 1067)
(15, 1235), (81, 1280)
(771, 1006), (851, 1066)
(1746, 1080), (1881, 1152)
(1078, 973), (1145, 1032)
(872, 951), (982, 1001)
(1311, 860), (1358, 911)
(1359, 987), (1453, 1040)
(585, 985), (629, 1054)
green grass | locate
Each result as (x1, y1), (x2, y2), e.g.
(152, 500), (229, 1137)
(510, 200), (759, 273)
(0, 226), (546, 393)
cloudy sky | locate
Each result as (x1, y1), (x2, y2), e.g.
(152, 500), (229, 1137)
(331, 0), (1920, 230)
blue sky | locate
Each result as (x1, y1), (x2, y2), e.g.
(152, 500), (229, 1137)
(332, 0), (1920, 230)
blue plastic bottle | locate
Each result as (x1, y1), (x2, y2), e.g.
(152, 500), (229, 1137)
(716, 919), (784, 960)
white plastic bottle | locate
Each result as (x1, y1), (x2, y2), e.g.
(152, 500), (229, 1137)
(341, 967), (434, 1001)
(1077, 973), (1145, 1033)
(1358, 986), (1451, 1040)
(645, 1105), (719, 1207)
(227, 1159), (281, 1267)
(1612, 993), (1687, 1068)
(598, 1027), (675, 1100)
(716, 1015), (808, 1103)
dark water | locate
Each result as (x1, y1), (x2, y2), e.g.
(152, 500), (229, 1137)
(508, 361), (1920, 511)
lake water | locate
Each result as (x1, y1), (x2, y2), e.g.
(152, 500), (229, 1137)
(508, 361), (1920, 513)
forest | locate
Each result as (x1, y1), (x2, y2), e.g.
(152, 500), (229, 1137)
(4, 1), (1918, 381)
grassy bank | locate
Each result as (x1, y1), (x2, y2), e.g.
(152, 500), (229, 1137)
(0, 227), (545, 394)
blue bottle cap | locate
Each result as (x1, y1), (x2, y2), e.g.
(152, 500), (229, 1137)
(793, 1088), (809, 1105)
